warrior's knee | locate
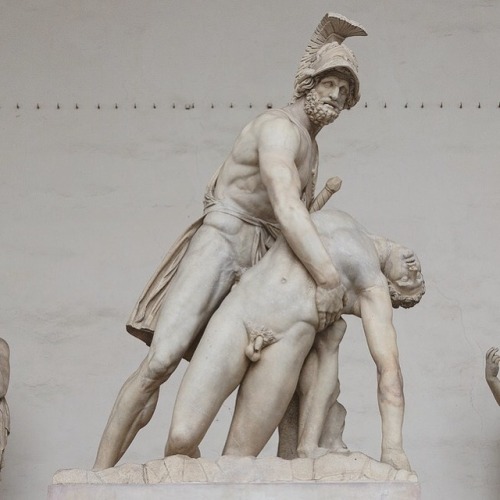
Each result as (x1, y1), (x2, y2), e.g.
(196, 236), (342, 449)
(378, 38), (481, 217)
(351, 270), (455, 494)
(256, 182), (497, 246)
(143, 347), (183, 386)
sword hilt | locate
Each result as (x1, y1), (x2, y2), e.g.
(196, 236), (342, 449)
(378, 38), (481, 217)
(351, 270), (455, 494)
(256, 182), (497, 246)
(310, 176), (342, 213)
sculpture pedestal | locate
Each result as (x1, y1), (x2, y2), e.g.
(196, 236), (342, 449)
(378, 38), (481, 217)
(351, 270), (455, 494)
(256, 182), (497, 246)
(49, 454), (420, 500)
(48, 481), (420, 499)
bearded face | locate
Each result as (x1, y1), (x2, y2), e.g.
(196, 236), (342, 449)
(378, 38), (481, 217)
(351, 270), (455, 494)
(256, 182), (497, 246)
(304, 89), (340, 126)
(303, 72), (349, 127)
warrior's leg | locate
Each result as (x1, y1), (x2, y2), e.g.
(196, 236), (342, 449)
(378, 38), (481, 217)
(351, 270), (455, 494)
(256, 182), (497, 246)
(93, 224), (238, 470)
(223, 323), (316, 457)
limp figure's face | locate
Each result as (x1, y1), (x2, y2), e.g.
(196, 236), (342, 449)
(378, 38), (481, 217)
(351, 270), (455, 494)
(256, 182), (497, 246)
(391, 248), (423, 290)
(385, 245), (425, 309)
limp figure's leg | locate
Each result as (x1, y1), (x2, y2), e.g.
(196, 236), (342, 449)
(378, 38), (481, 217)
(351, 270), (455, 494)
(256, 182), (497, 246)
(165, 301), (251, 457)
(223, 323), (316, 457)
(297, 318), (347, 458)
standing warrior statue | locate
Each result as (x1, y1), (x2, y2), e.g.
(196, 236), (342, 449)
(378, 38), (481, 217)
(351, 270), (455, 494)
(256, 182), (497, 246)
(93, 13), (366, 469)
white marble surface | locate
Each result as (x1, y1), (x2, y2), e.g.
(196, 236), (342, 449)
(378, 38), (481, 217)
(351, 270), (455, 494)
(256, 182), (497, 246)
(48, 481), (421, 500)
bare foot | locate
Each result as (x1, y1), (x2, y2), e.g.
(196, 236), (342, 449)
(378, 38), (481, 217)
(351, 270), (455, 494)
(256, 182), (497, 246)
(329, 438), (349, 453)
(297, 445), (331, 459)
(381, 447), (411, 471)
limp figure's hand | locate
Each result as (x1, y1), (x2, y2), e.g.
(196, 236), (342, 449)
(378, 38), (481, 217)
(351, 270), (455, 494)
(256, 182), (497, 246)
(485, 347), (500, 381)
(315, 283), (345, 331)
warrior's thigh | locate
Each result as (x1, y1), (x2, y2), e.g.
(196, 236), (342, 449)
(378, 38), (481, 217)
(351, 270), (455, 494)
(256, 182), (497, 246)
(152, 227), (237, 350)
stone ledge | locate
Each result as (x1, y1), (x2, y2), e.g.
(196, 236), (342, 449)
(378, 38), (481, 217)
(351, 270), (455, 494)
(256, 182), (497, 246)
(53, 452), (418, 484)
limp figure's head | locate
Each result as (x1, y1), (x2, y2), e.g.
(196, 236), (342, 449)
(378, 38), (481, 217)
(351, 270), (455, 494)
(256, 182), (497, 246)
(382, 243), (426, 309)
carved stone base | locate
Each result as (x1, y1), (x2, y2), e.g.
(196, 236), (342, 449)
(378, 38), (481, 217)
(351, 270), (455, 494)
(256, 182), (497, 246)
(49, 453), (420, 499)
(48, 481), (421, 500)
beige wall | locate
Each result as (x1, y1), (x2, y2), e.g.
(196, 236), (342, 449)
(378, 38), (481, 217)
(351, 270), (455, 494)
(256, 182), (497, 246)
(1, 2), (499, 498)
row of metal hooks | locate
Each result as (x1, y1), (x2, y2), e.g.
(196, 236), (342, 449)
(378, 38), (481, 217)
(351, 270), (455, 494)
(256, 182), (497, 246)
(377, 102), (495, 109)
(6, 102), (270, 110)
(4, 101), (500, 110)
(9, 102), (272, 110)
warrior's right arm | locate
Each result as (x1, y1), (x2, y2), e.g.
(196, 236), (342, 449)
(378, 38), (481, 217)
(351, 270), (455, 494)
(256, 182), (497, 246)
(257, 118), (343, 329)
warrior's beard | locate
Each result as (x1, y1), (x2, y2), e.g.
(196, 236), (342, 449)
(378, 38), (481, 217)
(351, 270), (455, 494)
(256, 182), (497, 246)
(304, 89), (340, 126)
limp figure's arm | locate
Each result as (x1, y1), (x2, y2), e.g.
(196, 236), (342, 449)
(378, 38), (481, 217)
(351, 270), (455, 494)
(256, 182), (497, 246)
(257, 117), (343, 329)
(0, 339), (10, 399)
(359, 285), (411, 472)
(485, 347), (500, 405)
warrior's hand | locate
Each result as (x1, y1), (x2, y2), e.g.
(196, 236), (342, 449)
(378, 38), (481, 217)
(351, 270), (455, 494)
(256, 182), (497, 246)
(485, 347), (500, 381)
(315, 283), (345, 331)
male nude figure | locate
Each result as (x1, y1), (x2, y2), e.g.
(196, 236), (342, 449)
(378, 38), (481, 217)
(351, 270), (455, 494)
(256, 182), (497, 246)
(166, 209), (425, 472)
(93, 15), (366, 469)
(485, 347), (500, 405)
